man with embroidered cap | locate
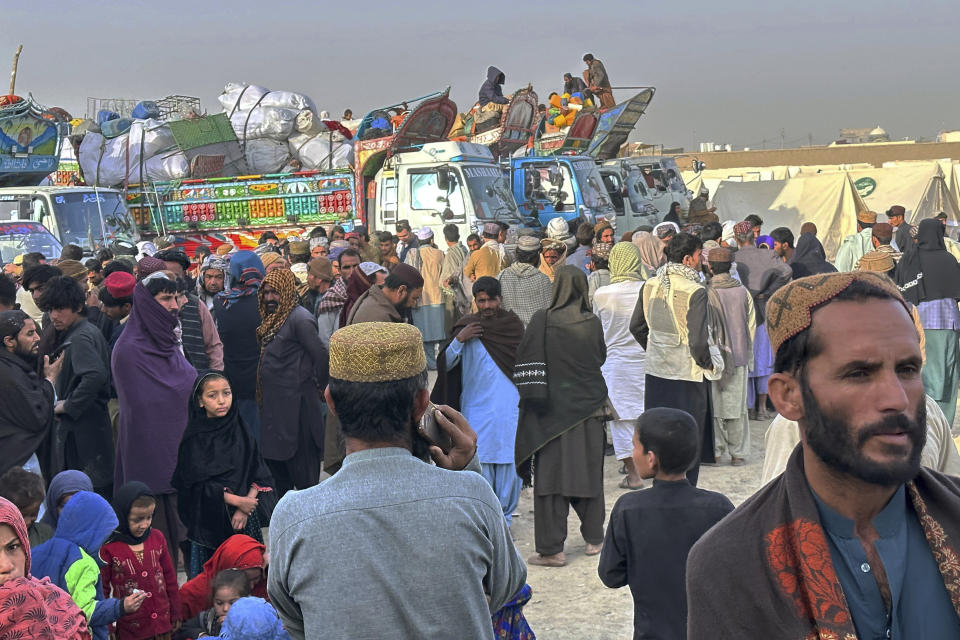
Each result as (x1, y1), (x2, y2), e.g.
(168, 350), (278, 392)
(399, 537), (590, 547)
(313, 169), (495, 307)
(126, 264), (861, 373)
(856, 221), (901, 269)
(497, 234), (552, 327)
(465, 222), (509, 281)
(411, 227), (446, 370)
(835, 209), (878, 272)
(687, 271), (960, 640)
(257, 268), (328, 496)
(733, 218), (792, 420)
(346, 263), (423, 325)
(268, 322), (526, 640)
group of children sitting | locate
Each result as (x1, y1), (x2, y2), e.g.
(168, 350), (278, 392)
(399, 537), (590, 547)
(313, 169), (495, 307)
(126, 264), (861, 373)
(0, 369), (289, 640)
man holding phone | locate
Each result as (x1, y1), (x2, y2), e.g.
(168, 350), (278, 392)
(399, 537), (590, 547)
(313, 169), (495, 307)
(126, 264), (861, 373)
(268, 322), (526, 640)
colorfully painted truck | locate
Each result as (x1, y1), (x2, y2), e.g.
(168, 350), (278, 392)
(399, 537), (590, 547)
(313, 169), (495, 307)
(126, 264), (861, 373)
(0, 96), (141, 254)
(353, 91), (532, 240)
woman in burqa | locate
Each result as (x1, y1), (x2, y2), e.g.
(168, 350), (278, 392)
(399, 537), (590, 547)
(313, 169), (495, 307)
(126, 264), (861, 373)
(789, 232), (837, 278)
(896, 218), (960, 424)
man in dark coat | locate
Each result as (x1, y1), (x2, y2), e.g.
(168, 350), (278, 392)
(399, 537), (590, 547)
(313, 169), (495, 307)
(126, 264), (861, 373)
(257, 268), (329, 496)
(38, 276), (114, 497)
(0, 310), (60, 478)
(478, 65), (509, 108)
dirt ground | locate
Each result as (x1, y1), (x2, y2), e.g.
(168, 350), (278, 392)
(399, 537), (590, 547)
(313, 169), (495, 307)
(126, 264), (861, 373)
(512, 416), (771, 639)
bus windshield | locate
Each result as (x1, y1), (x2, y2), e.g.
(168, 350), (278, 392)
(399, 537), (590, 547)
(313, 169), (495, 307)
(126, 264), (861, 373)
(51, 191), (139, 250)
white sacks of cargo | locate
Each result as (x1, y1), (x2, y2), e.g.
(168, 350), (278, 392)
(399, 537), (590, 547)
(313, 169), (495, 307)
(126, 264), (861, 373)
(294, 110), (329, 136)
(288, 132), (354, 170)
(229, 107), (297, 141)
(78, 131), (188, 186)
(244, 139), (291, 174)
(218, 82), (317, 116)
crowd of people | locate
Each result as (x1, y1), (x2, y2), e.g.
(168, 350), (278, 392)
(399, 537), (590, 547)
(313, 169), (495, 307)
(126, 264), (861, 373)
(1, 197), (960, 639)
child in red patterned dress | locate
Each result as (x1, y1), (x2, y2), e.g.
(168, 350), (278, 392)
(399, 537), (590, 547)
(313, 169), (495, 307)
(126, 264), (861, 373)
(100, 482), (182, 640)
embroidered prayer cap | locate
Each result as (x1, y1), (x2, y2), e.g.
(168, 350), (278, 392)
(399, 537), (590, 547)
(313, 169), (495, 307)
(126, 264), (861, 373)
(516, 235), (540, 252)
(390, 263), (424, 289)
(359, 261), (387, 277)
(733, 220), (753, 235)
(104, 271), (135, 298)
(483, 222), (501, 236)
(653, 221), (679, 239)
(289, 241), (309, 256)
(540, 237), (565, 252)
(856, 250), (896, 273)
(765, 272), (906, 356)
(856, 210), (878, 224)
(707, 246), (733, 263)
(591, 241), (613, 261)
(307, 257), (333, 281)
(260, 252), (283, 268)
(215, 243), (234, 255)
(136, 256), (167, 281)
(329, 322), (427, 382)
(415, 227), (434, 241)
(871, 222), (893, 241)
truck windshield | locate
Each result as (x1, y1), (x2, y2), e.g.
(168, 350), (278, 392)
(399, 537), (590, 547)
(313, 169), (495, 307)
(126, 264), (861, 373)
(571, 160), (614, 214)
(0, 222), (62, 263)
(51, 191), (138, 250)
(462, 166), (520, 222)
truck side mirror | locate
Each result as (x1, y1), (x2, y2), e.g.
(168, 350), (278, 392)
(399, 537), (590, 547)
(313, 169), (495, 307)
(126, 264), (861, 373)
(693, 160), (706, 173)
(436, 168), (450, 192)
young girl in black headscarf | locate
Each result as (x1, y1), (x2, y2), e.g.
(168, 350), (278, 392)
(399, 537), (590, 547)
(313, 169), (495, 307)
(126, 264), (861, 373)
(172, 372), (275, 578)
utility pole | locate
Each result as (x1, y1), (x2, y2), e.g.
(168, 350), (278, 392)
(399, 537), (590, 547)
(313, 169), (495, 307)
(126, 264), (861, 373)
(808, 132), (813, 147)
(780, 128), (786, 149)
(9, 44), (22, 95)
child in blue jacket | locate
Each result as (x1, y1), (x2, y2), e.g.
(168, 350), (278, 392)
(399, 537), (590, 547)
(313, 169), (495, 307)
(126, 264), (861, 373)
(31, 490), (147, 640)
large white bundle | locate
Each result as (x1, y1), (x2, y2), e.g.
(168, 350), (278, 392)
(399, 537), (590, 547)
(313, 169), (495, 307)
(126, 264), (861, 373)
(217, 82), (317, 116)
(229, 107), (297, 141)
(143, 152), (189, 182)
(126, 118), (176, 158)
(244, 139), (291, 174)
(288, 132), (354, 170)
(79, 132), (191, 186)
(218, 82), (270, 113)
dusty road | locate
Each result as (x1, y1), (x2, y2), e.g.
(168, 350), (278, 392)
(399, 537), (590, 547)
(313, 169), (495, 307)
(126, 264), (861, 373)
(513, 417), (770, 639)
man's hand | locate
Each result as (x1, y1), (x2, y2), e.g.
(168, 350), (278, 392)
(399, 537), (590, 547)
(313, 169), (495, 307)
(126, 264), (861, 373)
(123, 590), (148, 614)
(54, 400), (66, 415)
(456, 322), (483, 343)
(44, 354), (63, 385)
(428, 404), (478, 471)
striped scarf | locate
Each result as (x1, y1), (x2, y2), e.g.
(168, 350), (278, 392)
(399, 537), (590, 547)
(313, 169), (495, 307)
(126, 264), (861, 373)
(256, 268), (299, 404)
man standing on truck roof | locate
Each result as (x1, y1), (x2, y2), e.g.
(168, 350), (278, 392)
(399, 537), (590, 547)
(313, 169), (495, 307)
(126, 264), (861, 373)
(582, 53), (615, 109)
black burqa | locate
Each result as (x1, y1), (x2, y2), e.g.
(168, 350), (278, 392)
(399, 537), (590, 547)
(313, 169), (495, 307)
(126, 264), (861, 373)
(513, 265), (608, 485)
(896, 219), (960, 305)
(789, 232), (837, 278)
(171, 372), (274, 550)
(431, 308), (524, 411)
(109, 481), (154, 545)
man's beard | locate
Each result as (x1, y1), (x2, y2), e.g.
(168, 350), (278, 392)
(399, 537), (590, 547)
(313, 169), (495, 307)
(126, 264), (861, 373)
(203, 285), (222, 297)
(393, 292), (410, 312)
(264, 302), (278, 315)
(801, 378), (926, 486)
(14, 344), (38, 367)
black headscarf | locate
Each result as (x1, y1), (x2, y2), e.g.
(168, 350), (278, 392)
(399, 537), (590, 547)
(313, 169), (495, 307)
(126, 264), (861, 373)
(172, 371), (274, 549)
(789, 232), (837, 279)
(896, 219), (960, 305)
(109, 481), (154, 545)
(513, 266), (608, 483)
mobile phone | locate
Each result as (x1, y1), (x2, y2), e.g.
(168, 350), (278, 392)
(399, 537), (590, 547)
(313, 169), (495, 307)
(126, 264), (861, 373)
(50, 342), (71, 360)
(418, 403), (454, 454)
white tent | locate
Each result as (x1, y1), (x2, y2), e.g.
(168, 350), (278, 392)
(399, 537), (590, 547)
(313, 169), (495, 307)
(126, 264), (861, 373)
(843, 163), (960, 223)
(712, 172), (866, 259)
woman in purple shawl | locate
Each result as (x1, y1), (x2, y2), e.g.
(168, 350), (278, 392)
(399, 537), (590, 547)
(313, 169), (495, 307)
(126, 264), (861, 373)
(112, 272), (196, 557)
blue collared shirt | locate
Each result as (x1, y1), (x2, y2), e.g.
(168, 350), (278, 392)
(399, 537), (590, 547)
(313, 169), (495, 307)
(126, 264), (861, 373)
(445, 337), (519, 464)
(812, 485), (960, 639)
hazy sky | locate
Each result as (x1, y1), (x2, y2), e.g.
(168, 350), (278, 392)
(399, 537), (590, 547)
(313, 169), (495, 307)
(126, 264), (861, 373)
(5, 1), (957, 152)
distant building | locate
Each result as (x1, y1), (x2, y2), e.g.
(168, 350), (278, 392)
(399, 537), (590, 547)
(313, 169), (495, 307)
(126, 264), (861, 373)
(835, 126), (890, 145)
(698, 142), (732, 153)
(939, 130), (960, 143)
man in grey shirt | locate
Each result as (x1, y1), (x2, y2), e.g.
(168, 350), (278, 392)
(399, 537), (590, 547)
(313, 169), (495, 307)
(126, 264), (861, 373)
(268, 322), (527, 640)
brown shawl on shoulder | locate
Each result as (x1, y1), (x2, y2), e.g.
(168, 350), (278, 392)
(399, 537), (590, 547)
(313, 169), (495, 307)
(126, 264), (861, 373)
(430, 308), (524, 411)
(687, 445), (960, 639)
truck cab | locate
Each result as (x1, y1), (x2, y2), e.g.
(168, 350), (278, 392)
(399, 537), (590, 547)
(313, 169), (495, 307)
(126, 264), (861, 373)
(371, 141), (529, 239)
(602, 156), (692, 223)
(509, 155), (615, 229)
(0, 186), (139, 256)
